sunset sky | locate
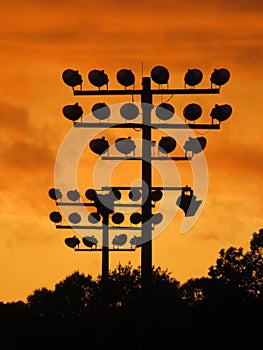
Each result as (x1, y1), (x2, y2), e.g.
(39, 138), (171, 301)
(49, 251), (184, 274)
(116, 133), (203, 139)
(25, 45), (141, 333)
(0, 0), (262, 302)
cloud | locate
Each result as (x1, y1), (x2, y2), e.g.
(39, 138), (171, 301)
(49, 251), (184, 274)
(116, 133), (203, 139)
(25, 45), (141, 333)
(28, 0), (263, 13)
(0, 101), (54, 169)
(207, 140), (263, 177)
(0, 0), (262, 70)
(0, 102), (56, 198)
(4, 30), (80, 45)
(0, 102), (31, 139)
(0, 140), (53, 170)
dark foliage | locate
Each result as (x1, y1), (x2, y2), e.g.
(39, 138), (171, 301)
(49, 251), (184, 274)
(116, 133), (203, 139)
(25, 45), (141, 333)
(0, 228), (262, 348)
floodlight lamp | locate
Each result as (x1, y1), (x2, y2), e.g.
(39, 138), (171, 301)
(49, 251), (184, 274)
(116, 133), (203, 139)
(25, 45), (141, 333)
(158, 136), (176, 154)
(183, 103), (202, 121)
(151, 189), (163, 202)
(116, 69), (135, 87)
(62, 103), (83, 123)
(95, 193), (114, 216)
(155, 103), (174, 121)
(112, 234), (128, 247)
(49, 211), (62, 224)
(210, 104), (232, 122)
(210, 68), (230, 87)
(85, 188), (97, 201)
(89, 136), (109, 155)
(176, 190), (202, 217)
(91, 102), (111, 120)
(112, 212), (125, 224)
(62, 69), (83, 89)
(120, 103), (139, 120)
(115, 136), (136, 156)
(82, 236), (98, 248)
(130, 235), (143, 247)
(183, 136), (207, 155)
(109, 188), (122, 201)
(48, 188), (62, 201)
(128, 188), (141, 201)
(65, 236), (80, 249)
(67, 189), (80, 201)
(184, 68), (203, 87)
(88, 212), (101, 224)
(88, 69), (109, 88)
(130, 212), (142, 225)
(151, 65), (169, 85)
(68, 212), (81, 224)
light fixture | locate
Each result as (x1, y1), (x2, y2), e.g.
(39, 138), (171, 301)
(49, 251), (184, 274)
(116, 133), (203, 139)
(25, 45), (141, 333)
(89, 137), (109, 155)
(82, 235), (98, 248)
(88, 69), (109, 89)
(151, 65), (169, 85)
(155, 103), (174, 121)
(65, 236), (80, 249)
(183, 136), (207, 155)
(85, 189), (114, 216)
(210, 104), (232, 122)
(128, 188), (141, 201)
(112, 234), (127, 247)
(85, 188), (97, 201)
(94, 193), (115, 216)
(68, 212), (81, 224)
(111, 212), (125, 225)
(183, 103), (202, 121)
(48, 188), (62, 201)
(120, 103), (139, 120)
(62, 103), (83, 123)
(116, 69), (135, 88)
(150, 189), (163, 202)
(49, 211), (62, 224)
(62, 69), (82, 89)
(184, 68), (203, 88)
(88, 212), (101, 224)
(130, 212), (142, 225)
(210, 68), (230, 87)
(115, 137), (136, 156)
(158, 136), (176, 154)
(129, 235), (143, 247)
(91, 102), (111, 120)
(67, 189), (80, 201)
(109, 188), (122, 201)
(176, 189), (202, 217)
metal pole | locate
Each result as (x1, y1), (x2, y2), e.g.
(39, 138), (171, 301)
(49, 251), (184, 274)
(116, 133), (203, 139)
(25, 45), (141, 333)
(100, 213), (109, 350)
(140, 77), (153, 349)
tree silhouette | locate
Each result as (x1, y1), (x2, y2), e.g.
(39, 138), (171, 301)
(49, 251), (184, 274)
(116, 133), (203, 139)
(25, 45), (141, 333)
(1, 228), (262, 348)
(53, 271), (99, 316)
(208, 228), (263, 301)
(101, 262), (141, 310)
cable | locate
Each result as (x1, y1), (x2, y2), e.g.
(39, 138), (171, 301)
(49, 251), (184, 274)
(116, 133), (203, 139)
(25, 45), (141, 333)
(163, 94), (174, 103)
(195, 129), (212, 136)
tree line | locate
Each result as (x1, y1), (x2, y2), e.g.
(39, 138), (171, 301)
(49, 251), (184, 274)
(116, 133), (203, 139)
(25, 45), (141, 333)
(1, 228), (262, 348)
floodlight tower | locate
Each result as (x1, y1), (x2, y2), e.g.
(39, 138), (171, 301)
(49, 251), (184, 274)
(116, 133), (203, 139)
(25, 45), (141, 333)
(49, 65), (232, 349)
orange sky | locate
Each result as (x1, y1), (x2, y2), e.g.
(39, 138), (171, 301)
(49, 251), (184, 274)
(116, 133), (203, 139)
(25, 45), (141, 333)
(0, 0), (262, 302)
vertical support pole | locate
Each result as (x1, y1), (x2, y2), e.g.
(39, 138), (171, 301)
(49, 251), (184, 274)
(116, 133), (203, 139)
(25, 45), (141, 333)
(140, 77), (153, 348)
(100, 213), (109, 350)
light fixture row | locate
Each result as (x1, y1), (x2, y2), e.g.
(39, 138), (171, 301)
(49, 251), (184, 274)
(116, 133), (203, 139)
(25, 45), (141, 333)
(62, 66), (231, 90)
(48, 187), (163, 202)
(62, 102), (232, 123)
(49, 210), (163, 226)
(48, 187), (202, 221)
(64, 233), (144, 249)
(89, 135), (207, 156)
